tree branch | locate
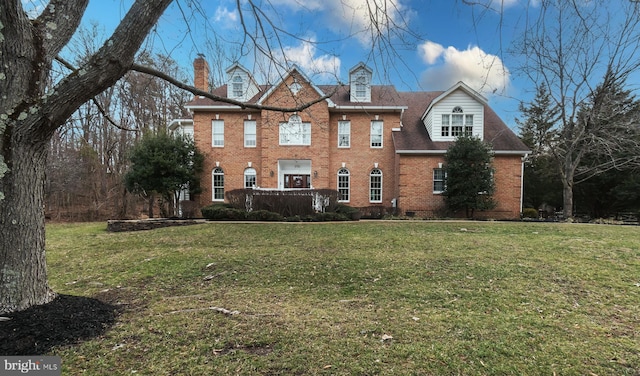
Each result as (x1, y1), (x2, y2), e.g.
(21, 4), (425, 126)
(34, 0), (89, 57)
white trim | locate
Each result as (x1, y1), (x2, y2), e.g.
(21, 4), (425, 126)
(395, 149), (530, 155)
(421, 81), (488, 121)
(334, 105), (407, 111)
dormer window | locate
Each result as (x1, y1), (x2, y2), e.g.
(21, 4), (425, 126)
(349, 63), (372, 102)
(226, 64), (259, 101)
(355, 76), (367, 99)
(442, 106), (473, 137)
(232, 75), (243, 97)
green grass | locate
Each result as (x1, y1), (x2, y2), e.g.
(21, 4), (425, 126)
(46, 221), (640, 375)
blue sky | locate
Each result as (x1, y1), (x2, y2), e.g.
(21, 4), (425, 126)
(22, 1), (563, 128)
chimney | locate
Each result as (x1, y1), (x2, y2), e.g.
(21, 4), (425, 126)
(194, 54), (209, 92)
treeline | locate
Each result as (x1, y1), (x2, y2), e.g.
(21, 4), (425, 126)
(45, 51), (192, 221)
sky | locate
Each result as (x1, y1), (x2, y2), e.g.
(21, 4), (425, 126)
(19, 0), (628, 129)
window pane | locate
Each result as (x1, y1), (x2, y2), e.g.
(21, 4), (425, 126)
(212, 120), (224, 147)
(369, 169), (382, 202)
(338, 168), (350, 201)
(244, 168), (256, 188)
(244, 121), (256, 147)
(433, 168), (446, 192)
(213, 168), (224, 200)
(371, 121), (383, 147)
(338, 121), (350, 147)
(280, 122), (311, 145)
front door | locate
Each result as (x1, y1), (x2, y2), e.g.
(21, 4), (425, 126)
(285, 174), (311, 188)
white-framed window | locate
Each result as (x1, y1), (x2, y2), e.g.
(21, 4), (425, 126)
(433, 168), (447, 193)
(244, 168), (257, 188)
(212, 120), (224, 147)
(337, 168), (350, 202)
(244, 120), (256, 147)
(232, 75), (243, 97)
(369, 168), (382, 203)
(212, 167), (224, 201)
(370, 120), (383, 148)
(338, 121), (350, 148)
(442, 106), (473, 137)
(280, 114), (311, 145)
(355, 76), (367, 99)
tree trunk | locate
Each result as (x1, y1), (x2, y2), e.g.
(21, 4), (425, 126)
(0, 0), (173, 314)
(0, 141), (56, 313)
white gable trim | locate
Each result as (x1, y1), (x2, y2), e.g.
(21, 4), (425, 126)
(421, 81), (488, 121)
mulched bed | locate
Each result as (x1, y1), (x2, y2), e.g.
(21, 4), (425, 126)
(0, 294), (120, 355)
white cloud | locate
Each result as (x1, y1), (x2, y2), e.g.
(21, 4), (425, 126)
(269, 0), (412, 45)
(419, 41), (445, 65)
(280, 40), (341, 80)
(213, 6), (239, 28)
(418, 41), (510, 96)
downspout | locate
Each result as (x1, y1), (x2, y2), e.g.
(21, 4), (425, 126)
(520, 154), (527, 214)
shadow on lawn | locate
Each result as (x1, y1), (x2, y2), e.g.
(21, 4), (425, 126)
(0, 294), (120, 355)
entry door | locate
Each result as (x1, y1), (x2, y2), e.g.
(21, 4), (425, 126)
(285, 174), (311, 188)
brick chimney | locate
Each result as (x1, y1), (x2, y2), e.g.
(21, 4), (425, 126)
(193, 54), (209, 92)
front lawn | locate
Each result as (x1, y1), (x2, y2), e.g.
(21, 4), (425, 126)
(41, 221), (640, 374)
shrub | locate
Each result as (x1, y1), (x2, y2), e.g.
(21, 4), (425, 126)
(246, 210), (284, 221)
(359, 206), (391, 219)
(333, 204), (361, 220)
(201, 204), (246, 220)
(311, 212), (349, 222)
(522, 208), (539, 219)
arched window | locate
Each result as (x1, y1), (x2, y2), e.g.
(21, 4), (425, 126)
(441, 106), (473, 137)
(369, 168), (382, 203)
(337, 168), (350, 202)
(244, 168), (257, 188)
(212, 167), (224, 201)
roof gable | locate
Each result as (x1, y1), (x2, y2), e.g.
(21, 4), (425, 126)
(256, 65), (335, 108)
(421, 81), (487, 121)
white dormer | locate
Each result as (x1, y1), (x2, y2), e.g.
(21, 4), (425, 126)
(349, 63), (372, 103)
(421, 81), (486, 142)
(226, 63), (259, 101)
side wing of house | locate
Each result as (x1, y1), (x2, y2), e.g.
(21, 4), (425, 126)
(394, 83), (529, 219)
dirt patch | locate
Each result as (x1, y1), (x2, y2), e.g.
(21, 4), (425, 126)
(0, 294), (120, 355)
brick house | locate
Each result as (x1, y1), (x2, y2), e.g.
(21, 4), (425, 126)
(171, 56), (529, 219)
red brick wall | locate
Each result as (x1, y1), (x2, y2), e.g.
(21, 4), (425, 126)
(397, 154), (523, 219)
(192, 74), (401, 210)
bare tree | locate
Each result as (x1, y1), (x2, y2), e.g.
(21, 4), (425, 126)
(515, 0), (640, 219)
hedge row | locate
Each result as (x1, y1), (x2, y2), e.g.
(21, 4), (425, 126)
(201, 203), (360, 222)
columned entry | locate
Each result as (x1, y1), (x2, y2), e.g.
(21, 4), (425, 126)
(278, 160), (312, 189)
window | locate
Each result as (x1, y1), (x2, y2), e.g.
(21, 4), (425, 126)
(232, 75), (243, 97)
(370, 120), (383, 148)
(338, 121), (350, 148)
(244, 120), (256, 147)
(212, 120), (224, 147)
(212, 167), (224, 201)
(244, 168), (256, 188)
(337, 168), (350, 202)
(369, 168), (382, 203)
(280, 114), (311, 145)
(355, 76), (367, 99)
(433, 168), (447, 193)
(442, 107), (473, 138)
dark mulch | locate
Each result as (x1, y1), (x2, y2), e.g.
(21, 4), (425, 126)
(0, 294), (120, 355)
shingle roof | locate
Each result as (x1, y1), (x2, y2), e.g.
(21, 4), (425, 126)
(392, 91), (529, 153)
